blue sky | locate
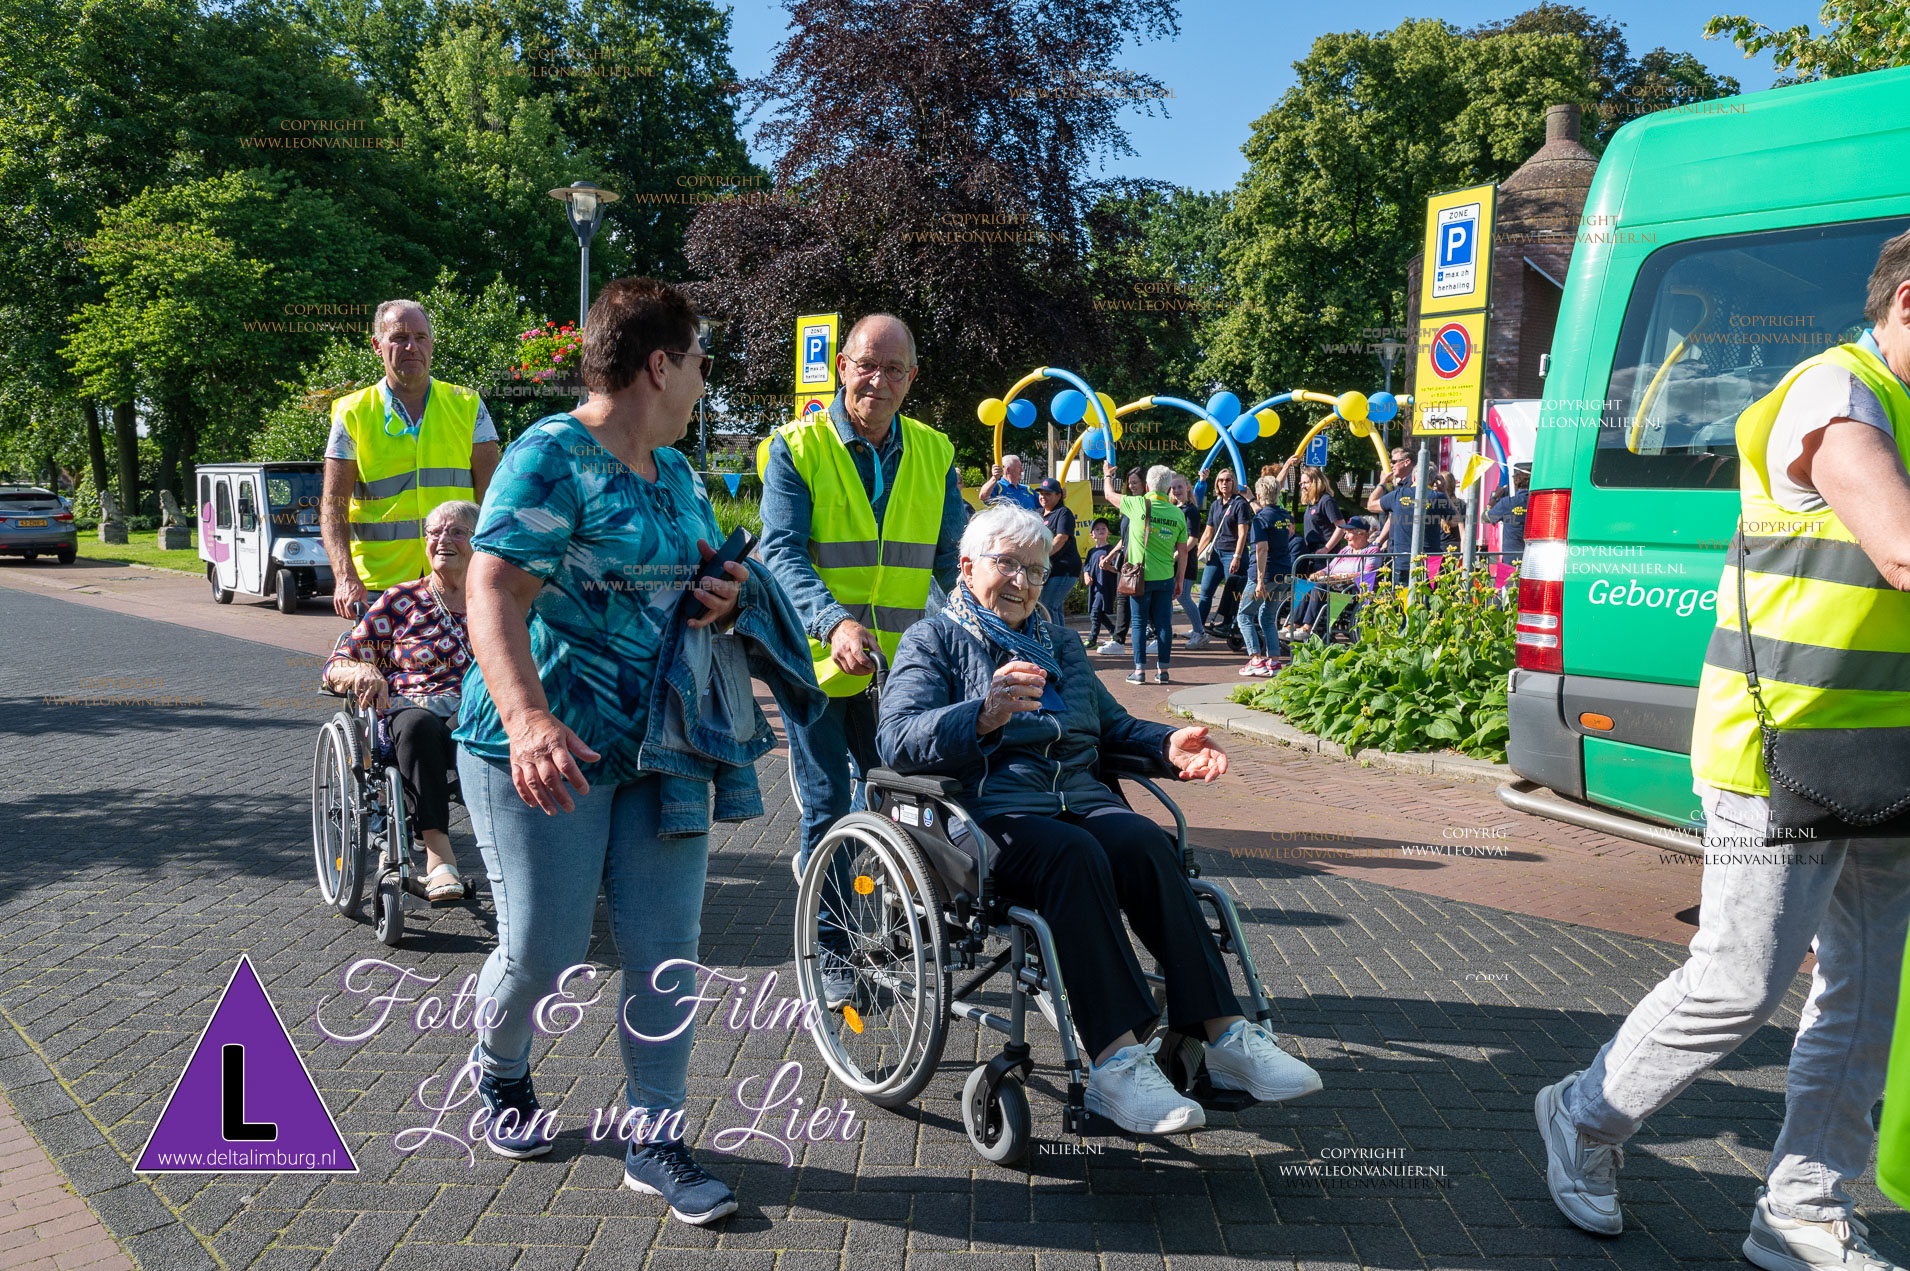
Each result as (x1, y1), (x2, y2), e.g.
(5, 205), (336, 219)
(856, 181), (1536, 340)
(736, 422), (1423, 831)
(718, 0), (1819, 192)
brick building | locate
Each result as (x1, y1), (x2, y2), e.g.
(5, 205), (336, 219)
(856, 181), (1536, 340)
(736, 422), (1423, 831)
(1405, 103), (1601, 403)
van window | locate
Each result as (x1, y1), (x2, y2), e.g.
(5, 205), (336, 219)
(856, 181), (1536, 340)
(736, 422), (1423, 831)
(1592, 216), (1910, 490)
(237, 480), (258, 532)
(199, 475), (210, 517)
(215, 481), (231, 530)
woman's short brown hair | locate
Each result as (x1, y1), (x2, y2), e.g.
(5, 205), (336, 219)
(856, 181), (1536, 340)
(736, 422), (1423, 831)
(580, 277), (700, 392)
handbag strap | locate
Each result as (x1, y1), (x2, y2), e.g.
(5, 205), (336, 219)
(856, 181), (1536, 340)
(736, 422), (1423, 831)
(1734, 528), (1776, 730)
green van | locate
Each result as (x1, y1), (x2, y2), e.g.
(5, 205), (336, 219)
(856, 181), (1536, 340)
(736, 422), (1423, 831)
(1504, 65), (1910, 845)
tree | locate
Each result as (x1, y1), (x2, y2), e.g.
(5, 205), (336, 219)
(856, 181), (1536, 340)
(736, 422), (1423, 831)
(1706, 0), (1910, 82)
(1204, 19), (1598, 453)
(683, 0), (1179, 465)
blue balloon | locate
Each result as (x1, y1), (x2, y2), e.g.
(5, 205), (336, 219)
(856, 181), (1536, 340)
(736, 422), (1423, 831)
(1050, 389), (1087, 427)
(1367, 392), (1398, 424)
(1206, 391), (1241, 426)
(1082, 427), (1108, 460)
(1229, 413), (1259, 444)
(1006, 397), (1037, 429)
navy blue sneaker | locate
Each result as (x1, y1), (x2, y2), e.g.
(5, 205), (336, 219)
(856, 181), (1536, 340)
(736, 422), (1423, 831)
(470, 1046), (554, 1159)
(624, 1139), (737, 1225)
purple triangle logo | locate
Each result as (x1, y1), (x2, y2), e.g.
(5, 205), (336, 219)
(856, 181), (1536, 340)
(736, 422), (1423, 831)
(135, 956), (356, 1173)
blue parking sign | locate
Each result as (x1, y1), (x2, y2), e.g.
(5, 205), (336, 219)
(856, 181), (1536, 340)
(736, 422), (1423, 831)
(1437, 219), (1474, 269)
(1304, 433), (1329, 467)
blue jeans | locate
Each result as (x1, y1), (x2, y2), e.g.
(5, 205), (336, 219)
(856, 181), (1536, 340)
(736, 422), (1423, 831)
(1039, 573), (1076, 623)
(1198, 550), (1234, 626)
(787, 691), (880, 955)
(1237, 577), (1288, 658)
(1176, 577), (1201, 634)
(457, 753), (709, 1114)
(1130, 580), (1174, 669)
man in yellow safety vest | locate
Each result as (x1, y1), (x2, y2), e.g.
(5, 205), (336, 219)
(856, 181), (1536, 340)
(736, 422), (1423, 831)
(759, 313), (968, 1004)
(1535, 230), (1910, 1271)
(321, 299), (500, 617)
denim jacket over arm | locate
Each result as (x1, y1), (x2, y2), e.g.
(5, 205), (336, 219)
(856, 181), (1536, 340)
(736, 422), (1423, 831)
(759, 392), (968, 643)
(874, 611), (1176, 824)
(637, 557), (828, 837)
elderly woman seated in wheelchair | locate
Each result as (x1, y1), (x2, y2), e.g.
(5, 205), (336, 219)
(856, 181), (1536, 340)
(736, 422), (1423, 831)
(859, 502), (1322, 1142)
(319, 499), (478, 904)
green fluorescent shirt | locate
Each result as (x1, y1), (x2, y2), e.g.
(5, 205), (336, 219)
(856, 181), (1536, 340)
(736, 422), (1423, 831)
(1118, 493), (1189, 583)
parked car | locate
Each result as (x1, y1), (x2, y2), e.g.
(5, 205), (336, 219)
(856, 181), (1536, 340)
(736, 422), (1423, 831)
(196, 462), (333, 613)
(1505, 64), (1910, 845)
(0, 486), (78, 563)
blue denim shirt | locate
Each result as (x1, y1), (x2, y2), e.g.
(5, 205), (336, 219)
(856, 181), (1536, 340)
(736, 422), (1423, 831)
(759, 392), (968, 642)
(636, 558), (828, 837)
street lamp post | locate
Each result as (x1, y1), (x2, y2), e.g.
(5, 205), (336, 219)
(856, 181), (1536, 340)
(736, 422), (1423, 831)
(1375, 339), (1405, 454)
(547, 179), (620, 328)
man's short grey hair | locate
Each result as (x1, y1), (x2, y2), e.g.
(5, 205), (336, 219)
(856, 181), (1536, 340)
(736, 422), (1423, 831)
(427, 500), (479, 534)
(1146, 464), (1175, 495)
(374, 299), (431, 339)
(844, 313), (917, 366)
(1253, 475), (1281, 505)
(1001, 453), (1021, 468)
(960, 502), (1051, 562)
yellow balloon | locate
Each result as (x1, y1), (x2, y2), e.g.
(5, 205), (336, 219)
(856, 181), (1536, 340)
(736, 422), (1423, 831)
(1095, 392), (1118, 426)
(1349, 416), (1372, 438)
(1337, 390), (1370, 423)
(1188, 420), (1219, 450)
(1256, 409), (1279, 439)
(977, 397), (1007, 427)
(1109, 417), (1124, 442)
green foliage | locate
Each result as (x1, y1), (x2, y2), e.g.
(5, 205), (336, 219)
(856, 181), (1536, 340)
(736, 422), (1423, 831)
(1706, 0), (1910, 82)
(515, 321), (583, 383)
(1234, 563), (1515, 761)
(706, 487), (761, 538)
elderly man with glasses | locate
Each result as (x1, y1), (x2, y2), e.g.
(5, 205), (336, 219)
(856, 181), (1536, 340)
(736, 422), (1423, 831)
(322, 299), (500, 618)
(759, 313), (969, 1006)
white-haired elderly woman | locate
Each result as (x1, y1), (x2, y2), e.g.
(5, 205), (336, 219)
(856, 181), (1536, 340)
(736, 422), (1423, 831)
(322, 499), (478, 899)
(1100, 461), (1190, 684)
(875, 503), (1322, 1138)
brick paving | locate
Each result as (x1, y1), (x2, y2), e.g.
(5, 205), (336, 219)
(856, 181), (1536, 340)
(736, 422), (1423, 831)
(1, 580), (1905, 1269)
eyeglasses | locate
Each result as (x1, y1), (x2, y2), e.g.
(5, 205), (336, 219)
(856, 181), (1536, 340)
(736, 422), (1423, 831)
(846, 357), (914, 383)
(425, 525), (471, 541)
(664, 349), (713, 381)
(981, 553), (1049, 584)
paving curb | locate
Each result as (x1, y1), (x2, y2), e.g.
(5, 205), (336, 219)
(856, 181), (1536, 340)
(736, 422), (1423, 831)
(1166, 681), (1512, 787)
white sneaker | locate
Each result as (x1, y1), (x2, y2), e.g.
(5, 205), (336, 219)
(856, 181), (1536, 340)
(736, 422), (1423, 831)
(1745, 1188), (1903, 1271)
(1186, 632), (1208, 649)
(1204, 1020), (1322, 1102)
(1535, 1070), (1623, 1235)
(1084, 1037), (1205, 1134)
(1097, 640), (1122, 656)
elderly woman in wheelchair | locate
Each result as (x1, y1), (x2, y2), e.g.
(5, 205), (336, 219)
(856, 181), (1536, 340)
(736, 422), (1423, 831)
(320, 499), (478, 902)
(868, 503), (1321, 1139)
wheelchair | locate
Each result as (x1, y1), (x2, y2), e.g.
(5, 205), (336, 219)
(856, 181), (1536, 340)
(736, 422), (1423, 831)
(310, 690), (474, 948)
(791, 752), (1274, 1166)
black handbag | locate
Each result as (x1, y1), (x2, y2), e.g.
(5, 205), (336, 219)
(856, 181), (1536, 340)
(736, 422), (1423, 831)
(1734, 531), (1910, 840)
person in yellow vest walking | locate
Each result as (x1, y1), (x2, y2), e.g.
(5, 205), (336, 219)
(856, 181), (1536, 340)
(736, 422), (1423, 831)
(759, 313), (968, 1006)
(321, 298), (501, 618)
(1536, 231), (1910, 1271)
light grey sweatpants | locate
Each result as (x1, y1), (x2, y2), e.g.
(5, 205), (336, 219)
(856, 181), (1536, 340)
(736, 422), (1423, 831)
(1564, 785), (1910, 1221)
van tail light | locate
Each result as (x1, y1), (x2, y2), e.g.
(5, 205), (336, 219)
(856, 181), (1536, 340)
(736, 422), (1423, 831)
(1515, 488), (1571, 674)
(54, 512), (74, 522)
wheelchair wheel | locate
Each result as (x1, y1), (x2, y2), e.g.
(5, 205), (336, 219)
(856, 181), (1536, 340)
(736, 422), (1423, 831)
(962, 1064), (1032, 1165)
(795, 812), (949, 1109)
(374, 873), (403, 947)
(312, 716), (366, 918)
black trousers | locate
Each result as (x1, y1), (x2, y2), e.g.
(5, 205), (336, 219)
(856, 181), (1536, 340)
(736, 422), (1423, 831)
(976, 805), (1241, 1059)
(388, 707), (455, 835)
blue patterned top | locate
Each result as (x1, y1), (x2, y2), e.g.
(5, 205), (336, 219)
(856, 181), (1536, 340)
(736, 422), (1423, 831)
(454, 413), (721, 783)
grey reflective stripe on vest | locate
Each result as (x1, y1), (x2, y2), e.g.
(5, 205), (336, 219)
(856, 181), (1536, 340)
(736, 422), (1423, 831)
(1741, 534), (1891, 590)
(349, 519), (422, 542)
(1704, 626), (1910, 691)
(839, 602), (923, 630)
(880, 540), (936, 570)
(812, 540), (880, 569)
(354, 466), (473, 502)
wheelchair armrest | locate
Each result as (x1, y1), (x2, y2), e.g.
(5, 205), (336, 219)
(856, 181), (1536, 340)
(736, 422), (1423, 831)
(1098, 750), (1176, 782)
(866, 766), (963, 800)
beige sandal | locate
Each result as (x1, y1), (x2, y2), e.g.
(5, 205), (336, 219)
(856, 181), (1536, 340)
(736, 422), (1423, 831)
(423, 863), (465, 902)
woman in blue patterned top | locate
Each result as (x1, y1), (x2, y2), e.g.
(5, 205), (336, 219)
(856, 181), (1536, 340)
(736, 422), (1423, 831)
(454, 277), (745, 1226)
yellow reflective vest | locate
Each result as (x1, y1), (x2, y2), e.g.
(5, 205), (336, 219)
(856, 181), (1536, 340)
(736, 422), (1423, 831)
(1691, 341), (1910, 794)
(782, 412), (954, 695)
(334, 379), (481, 589)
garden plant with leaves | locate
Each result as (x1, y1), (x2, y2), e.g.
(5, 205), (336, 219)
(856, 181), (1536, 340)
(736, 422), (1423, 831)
(1234, 563), (1515, 762)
